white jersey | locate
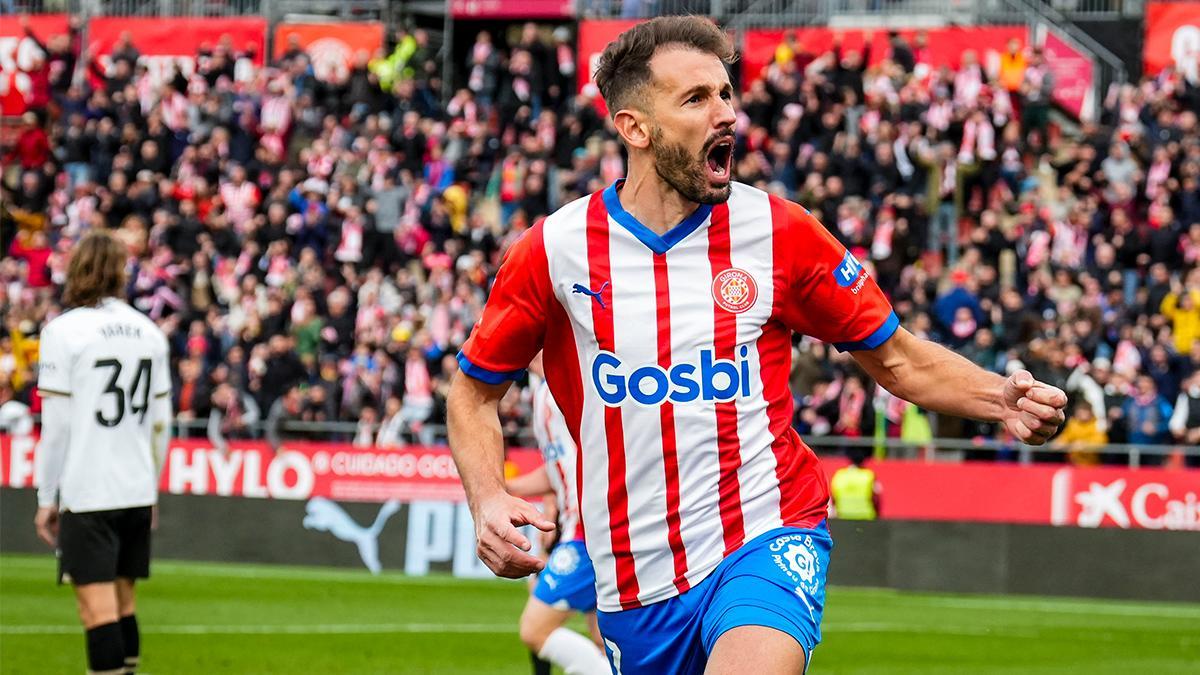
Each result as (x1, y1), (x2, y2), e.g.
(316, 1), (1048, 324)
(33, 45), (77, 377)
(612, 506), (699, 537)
(531, 378), (582, 543)
(37, 298), (172, 512)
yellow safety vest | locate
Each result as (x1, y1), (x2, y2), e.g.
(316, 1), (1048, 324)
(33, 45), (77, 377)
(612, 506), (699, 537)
(831, 465), (877, 520)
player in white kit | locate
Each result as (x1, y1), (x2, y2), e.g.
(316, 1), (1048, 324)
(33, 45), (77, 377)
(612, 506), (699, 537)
(35, 230), (173, 675)
(507, 354), (609, 675)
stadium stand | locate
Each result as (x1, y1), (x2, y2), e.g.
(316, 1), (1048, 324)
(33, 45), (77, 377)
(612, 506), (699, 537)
(1, 7), (1199, 469)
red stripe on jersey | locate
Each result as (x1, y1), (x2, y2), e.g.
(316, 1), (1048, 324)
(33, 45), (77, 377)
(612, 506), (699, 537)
(544, 289), (586, 544)
(653, 253), (691, 593)
(707, 203), (746, 555)
(757, 321), (808, 524)
(587, 192), (641, 610)
(766, 194), (831, 527)
(552, 460), (578, 541)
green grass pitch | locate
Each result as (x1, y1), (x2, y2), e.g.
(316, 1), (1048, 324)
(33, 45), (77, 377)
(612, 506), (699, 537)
(2, 553), (1197, 673)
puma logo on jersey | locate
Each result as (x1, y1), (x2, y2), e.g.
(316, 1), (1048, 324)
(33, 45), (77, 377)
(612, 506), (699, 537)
(572, 281), (609, 309)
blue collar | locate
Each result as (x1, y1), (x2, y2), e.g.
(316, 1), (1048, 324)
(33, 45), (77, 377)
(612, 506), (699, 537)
(601, 179), (713, 255)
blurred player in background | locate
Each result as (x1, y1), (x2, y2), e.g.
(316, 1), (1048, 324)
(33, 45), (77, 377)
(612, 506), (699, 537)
(450, 17), (1066, 674)
(34, 230), (173, 675)
(507, 354), (608, 675)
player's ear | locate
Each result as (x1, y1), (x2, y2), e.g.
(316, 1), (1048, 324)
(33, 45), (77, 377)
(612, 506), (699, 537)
(613, 108), (651, 151)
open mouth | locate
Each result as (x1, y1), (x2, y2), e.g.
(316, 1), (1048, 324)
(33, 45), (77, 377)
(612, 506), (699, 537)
(705, 139), (733, 182)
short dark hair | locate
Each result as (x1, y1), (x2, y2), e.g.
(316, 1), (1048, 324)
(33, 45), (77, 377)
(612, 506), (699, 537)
(593, 16), (736, 117)
(63, 230), (128, 308)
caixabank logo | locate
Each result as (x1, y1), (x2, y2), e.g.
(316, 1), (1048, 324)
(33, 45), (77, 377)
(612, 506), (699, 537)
(1050, 469), (1200, 531)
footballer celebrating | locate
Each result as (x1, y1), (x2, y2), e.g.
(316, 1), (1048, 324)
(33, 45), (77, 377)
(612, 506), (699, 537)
(449, 17), (1067, 674)
(35, 230), (173, 675)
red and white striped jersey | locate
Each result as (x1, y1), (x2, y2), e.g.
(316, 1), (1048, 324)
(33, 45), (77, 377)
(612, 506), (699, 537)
(531, 377), (582, 543)
(460, 180), (897, 612)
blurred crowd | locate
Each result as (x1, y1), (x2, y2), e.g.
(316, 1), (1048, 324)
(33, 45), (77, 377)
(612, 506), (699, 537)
(2, 19), (1199, 465)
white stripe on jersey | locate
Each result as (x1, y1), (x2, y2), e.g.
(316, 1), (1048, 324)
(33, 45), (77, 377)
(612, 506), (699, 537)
(727, 184), (785, 541)
(662, 224), (724, 591)
(608, 230), (670, 604)
(543, 198), (619, 603)
(531, 379), (581, 542)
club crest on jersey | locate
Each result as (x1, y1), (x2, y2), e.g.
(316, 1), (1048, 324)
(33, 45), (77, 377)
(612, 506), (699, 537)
(711, 268), (758, 314)
(834, 251), (864, 288)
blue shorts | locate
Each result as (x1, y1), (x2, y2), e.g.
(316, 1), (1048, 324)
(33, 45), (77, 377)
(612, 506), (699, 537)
(597, 523), (832, 675)
(532, 539), (598, 612)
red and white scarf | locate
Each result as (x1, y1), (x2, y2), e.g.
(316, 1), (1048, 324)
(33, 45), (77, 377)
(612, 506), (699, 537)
(959, 117), (996, 164)
(335, 216), (364, 263)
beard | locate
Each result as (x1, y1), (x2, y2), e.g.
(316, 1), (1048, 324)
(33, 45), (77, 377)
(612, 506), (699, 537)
(651, 125), (733, 205)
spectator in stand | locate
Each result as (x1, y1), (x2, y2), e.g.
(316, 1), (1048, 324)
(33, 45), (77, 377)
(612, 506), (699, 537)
(1124, 376), (1174, 457)
(375, 396), (405, 448)
(1020, 47), (1054, 139)
(5, 113), (51, 172)
(1161, 279), (1200, 355)
(1169, 371), (1200, 467)
(207, 382), (261, 453)
(265, 385), (306, 452)
(8, 231), (53, 291)
(998, 38), (1027, 107)
(354, 405), (379, 447)
(174, 357), (211, 434)
(1052, 401), (1108, 466)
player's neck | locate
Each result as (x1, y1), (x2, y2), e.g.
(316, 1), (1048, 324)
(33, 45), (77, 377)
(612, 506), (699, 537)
(617, 169), (701, 236)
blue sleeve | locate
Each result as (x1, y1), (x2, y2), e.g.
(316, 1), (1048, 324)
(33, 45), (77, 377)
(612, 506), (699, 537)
(833, 311), (901, 352)
(456, 352), (525, 385)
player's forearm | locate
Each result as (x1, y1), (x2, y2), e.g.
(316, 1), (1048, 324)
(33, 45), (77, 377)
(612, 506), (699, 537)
(873, 336), (1008, 424)
(447, 375), (510, 513)
(506, 467), (553, 497)
(34, 396), (70, 508)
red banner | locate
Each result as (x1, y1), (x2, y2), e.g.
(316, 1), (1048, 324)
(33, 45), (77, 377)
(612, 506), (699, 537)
(273, 22), (384, 82)
(4, 435), (1196, 530)
(742, 26), (1028, 92)
(1145, 2), (1200, 78)
(450, 0), (572, 18)
(577, 20), (639, 116)
(1041, 30), (1094, 121)
(0, 436), (542, 504)
(86, 17), (266, 87)
(0, 14), (70, 115)
(820, 458), (1200, 531)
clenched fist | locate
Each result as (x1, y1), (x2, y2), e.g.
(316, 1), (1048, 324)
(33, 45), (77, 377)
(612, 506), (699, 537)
(1001, 370), (1068, 445)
